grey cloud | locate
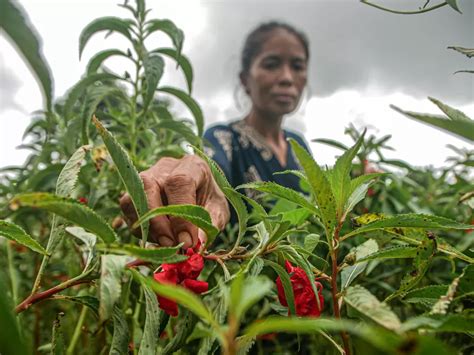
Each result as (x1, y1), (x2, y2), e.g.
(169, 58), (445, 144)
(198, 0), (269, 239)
(186, 0), (473, 115)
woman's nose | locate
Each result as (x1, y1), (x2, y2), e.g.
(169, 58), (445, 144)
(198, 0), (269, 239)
(278, 65), (294, 85)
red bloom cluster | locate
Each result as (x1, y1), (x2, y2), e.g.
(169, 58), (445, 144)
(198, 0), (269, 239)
(276, 261), (324, 317)
(153, 247), (208, 316)
(78, 197), (88, 204)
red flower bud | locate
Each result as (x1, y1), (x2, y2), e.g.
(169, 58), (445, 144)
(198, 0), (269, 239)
(78, 197), (88, 204)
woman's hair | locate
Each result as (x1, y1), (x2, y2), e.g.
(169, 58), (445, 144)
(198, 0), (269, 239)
(240, 21), (310, 77)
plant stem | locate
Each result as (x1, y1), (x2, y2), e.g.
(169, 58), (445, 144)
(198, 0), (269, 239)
(67, 305), (88, 355)
(16, 276), (93, 314)
(330, 223), (351, 355)
(6, 242), (19, 305)
(361, 0), (448, 14)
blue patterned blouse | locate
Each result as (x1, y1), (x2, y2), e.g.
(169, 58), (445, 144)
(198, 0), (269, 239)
(203, 119), (311, 199)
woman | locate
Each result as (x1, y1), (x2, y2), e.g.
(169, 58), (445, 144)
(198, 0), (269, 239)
(120, 21), (311, 249)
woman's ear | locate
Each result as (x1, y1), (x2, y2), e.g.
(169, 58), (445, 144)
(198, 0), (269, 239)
(239, 72), (250, 95)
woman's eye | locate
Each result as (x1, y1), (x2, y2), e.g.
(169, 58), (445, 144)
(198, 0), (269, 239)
(292, 62), (307, 71)
(262, 59), (280, 69)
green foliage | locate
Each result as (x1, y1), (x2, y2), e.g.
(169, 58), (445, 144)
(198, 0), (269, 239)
(0, 220), (47, 255)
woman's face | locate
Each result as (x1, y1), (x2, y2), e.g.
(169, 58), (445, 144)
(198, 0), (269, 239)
(242, 29), (308, 119)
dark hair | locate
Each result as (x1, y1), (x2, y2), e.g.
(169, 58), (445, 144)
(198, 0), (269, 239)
(240, 21), (310, 77)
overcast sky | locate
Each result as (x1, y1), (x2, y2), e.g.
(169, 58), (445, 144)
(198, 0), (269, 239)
(1, 0), (473, 169)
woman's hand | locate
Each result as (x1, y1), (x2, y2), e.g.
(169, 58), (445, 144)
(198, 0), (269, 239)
(120, 155), (230, 248)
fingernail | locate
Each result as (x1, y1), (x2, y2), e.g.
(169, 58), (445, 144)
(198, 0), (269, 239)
(178, 231), (192, 248)
(158, 235), (174, 247)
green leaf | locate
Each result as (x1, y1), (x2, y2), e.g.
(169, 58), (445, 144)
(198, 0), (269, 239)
(10, 193), (117, 243)
(355, 245), (418, 263)
(0, 0), (53, 110)
(110, 305), (130, 355)
(448, 46), (474, 58)
(157, 87), (204, 137)
(344, 285), (401, 330)
(53, 295), (99, 317)
(145, 20), (184, 57)
(143, 54), (165, 111)
(263, 260), (296, 316)
(457, 264), (474, 298)
(428, 97), (471, 122)
(230, 274), (273, 322)
(0, 274), (29, 355)
(192, 145), (248, 247)
(290, 139), (337, 240)
(401, 314), (474, 333)
(154, 119), (199, 146)
(341, 239), (378, 290)
(153, 48), (193, 93)
(99, 255), (128, 321)
(403, 285), (449, 307)
(64, 73), (119, 119)
(303, 234), (320, 253)
(138, 286), (160, 355)
(51, 313), (65, 355)
(391, 104), (474, 142)
(130, 269), (217, 328)
(97, 243), (186, 264)
(163, 310), (198, 355)
(311, 138), (349, 151)
(86, 49), (128, 75)
(345, 213), (473, 239)
(330, 132), (365, 216)
(66, 227), (97, 271)
(238, 182), (319, 215)
(445, 0), (462, 13)
(0, 220), (47, 255)
(93, 116), (149, 244)
(133, 205), (219, 243)
(79, 17), (132, 58)
(56, 145), (90, 196)
(346, 173), (388, 214)
(386, 234), (437, 301)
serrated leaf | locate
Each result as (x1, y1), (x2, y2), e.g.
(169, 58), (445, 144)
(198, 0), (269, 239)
(153, 48), (193, 93)
(10, 193), (117, 243)
(330, 132), (365, 216)
(100, 255), (128, 321)
(145, 20), (184, 57)
(132, 205), (219, 244)
(97, 243), (186, 264)
(428, 97), (471, 122)
(54, 295), (99, 317)
(238, 181), (318, 215)
(386, 234), (436, 302)
(345, 285), (401, 330)
(391, 104), (474, 142)
(1, 0), (53, 110)
(66, 226), (97, 271)
(341, 239), (378, 290)
(346, 173), (388, 214)
(79, 17), (132, 58)
(457, 264), (474, 298)
(93, 116), (149, 244)
(64, 73), (119, 119)
(163, 310), (198, 355)
(157, 87), (204, 137)
(403, 285), (449, 307)
(139, 286), (160, 355)
(143, 54), (164, 110)
(290, 139), (336, 240)
(355, 245), (418, 263)
(0, 220), (47, 255)
(263, 260), (296, 316)
(230, 275), (272, 323)
(311, 138), (349, 151)
(86, 49), (128, 75)
(345, 213), (473, 239)
(110, 305), (129, 355)
(303, 234), (320, 253)
(130, 269), (217, 327)
(56, 145), (90, 196)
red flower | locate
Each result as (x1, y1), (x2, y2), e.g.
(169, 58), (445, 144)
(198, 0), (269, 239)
(78, 197), (88, 204)
(153, 247), (208, 316)
(276, 260), (324, 317)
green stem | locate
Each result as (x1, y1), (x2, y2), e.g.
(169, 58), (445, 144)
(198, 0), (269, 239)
(361, 0), (448, 15)
(6, 242), (19, 305)
(66, 306), (88, 355)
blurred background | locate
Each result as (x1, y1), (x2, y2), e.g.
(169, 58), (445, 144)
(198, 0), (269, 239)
(1, 0), (473, 168)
